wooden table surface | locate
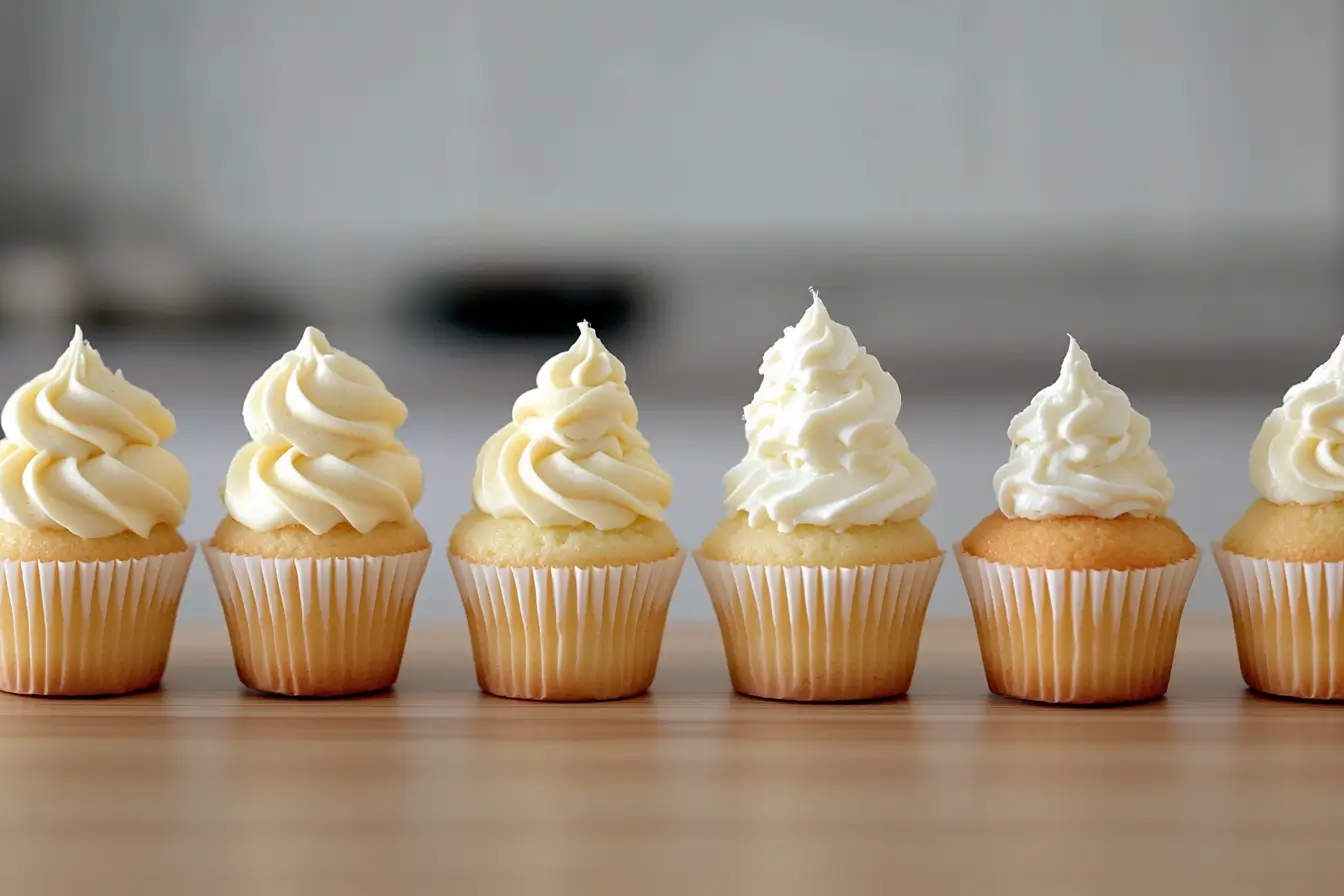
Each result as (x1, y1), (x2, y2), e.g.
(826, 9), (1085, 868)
(1, 618), (1341, 895)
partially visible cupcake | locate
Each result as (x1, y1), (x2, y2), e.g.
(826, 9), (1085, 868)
(449, 321), (684, 701)
(203, 327), (430, 697)
(696, 289), (943, 702)
(0, 327), (194, 695)
(1216, 336), (1344, 700)
(958, 336), (1200, 705)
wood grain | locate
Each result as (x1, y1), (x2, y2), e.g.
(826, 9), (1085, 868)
(0, 618), (1341, 895)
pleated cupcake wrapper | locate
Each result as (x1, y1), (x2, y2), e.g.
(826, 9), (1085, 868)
(204, 545), (430, 697)
(0, 547), (195, 696)
(695, 554), (944, 702)
(956, 548), (1201, 704)
(1213, 544), (1344, 701)
(449, 552), (686, 701)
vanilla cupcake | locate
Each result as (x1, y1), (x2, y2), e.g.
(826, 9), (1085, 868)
(0, 328), (194, 695)
(1216, 336), (1344, 700)
(958, 337), (1200, 705)
(203, 328), (430, 697)
(696, 290), (943, 702)
(449, 322), (684, 701)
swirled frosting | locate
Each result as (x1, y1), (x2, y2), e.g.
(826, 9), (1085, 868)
(723, 289), (935, 532)
(0, 327), (190, 538)
(472, 322), (672, 529)
(224, 327), (423, 534)
(994, 336), (1173, 520)
(1250, 335), (1344, 504)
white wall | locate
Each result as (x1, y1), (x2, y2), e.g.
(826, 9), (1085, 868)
(14, 0), (1327, 237)
(5, 1), (1341, 355)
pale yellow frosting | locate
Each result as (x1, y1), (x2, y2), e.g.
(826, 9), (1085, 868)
(223, 327), (422, 534)
(472, 322), (672, 529)
(1250, 335), (1344, 504)
(723, 290), (935, 532)
(994, 336), (1173, 520)
(0, 327), (190, 538)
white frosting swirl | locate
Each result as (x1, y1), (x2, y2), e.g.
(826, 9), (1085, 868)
(723, 289), (935, 532)
(994, 336), (1173, 520)
(472, 322), (672, 529)
(1250, 335), (1344, 504)
(224, 327), (423, 534)
(0, 327), (190, 538)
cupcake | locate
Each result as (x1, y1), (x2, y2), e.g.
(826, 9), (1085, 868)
(1216, 336), (1344, 700)
(958, 336), (1200, 705)
(0, 327), (194, 695)
(696, 289), (943, 702)
(203, 327), (430, 697)
(449, 322), (684, 701)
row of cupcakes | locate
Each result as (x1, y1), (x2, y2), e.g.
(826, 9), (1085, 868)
(0, 293), (1338, 704)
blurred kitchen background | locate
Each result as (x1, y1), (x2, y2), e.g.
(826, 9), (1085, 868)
(0, 1), (1340, 620)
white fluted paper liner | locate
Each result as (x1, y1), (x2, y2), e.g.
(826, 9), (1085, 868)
(0, 547), (195, 696)
(956, 547), (1201, 704)
(1213, 544), (1344, 700)
(695, 553), (944, 702)
(449, 552), (685, 701)
(204, 545), (429, 697)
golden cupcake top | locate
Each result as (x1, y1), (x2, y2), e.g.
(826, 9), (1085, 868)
(223, 327), (423, 534)
(723, 289), (935, 533)
(1250, 335), (1344, 505)
(0, 327), (190, 538)
(471, 321), (673, 530)
(993, 336), (1173, 520)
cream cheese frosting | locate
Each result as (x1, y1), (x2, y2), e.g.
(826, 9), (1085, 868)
(472, 321), (672, 529)
(224, 327), (422, 534)
(994, 336), (1173, 520)
(1250, 335), (1344, 505)
(0, 327), (190, 538)
(723, 289), (935, 532)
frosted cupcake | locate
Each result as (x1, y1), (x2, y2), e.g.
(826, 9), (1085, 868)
(0, 327), (194, 695)
(1216, 336), (1344, 700)
(449, 322), (684, 701)
(958, 337), (1200, 705)
(696, 290), (943, 702)
(203, 327), (430, 697)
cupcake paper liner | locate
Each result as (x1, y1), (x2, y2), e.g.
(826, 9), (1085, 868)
(956, 548), (1201, 705)
(695, 554), (944, 702)
(449, 552), (686, 701)
(1213, 544), (1344, 701)
(0, 547), (195, 696)
(204, 545), (430, 697)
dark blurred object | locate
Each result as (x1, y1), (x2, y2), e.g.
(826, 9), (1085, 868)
(83, 276), (290, 337)
(0, 244), (83, 324)
(0, 193), (290, 336)
(406, 266), (645, 343)
(0, 195), (86, 328)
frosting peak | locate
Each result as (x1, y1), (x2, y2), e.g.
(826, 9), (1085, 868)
(1250, 335), (1344, 504)
(224, 327), (422, 534)
(472, 322), (672, 529)
(0, 327), (190, 537)
(2, 326), (176, 461)
(537, 321), (626, 389)
(993, 336), (1173, 520)
(241, 325), (408, 459)
(723, 289), (935, 532)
